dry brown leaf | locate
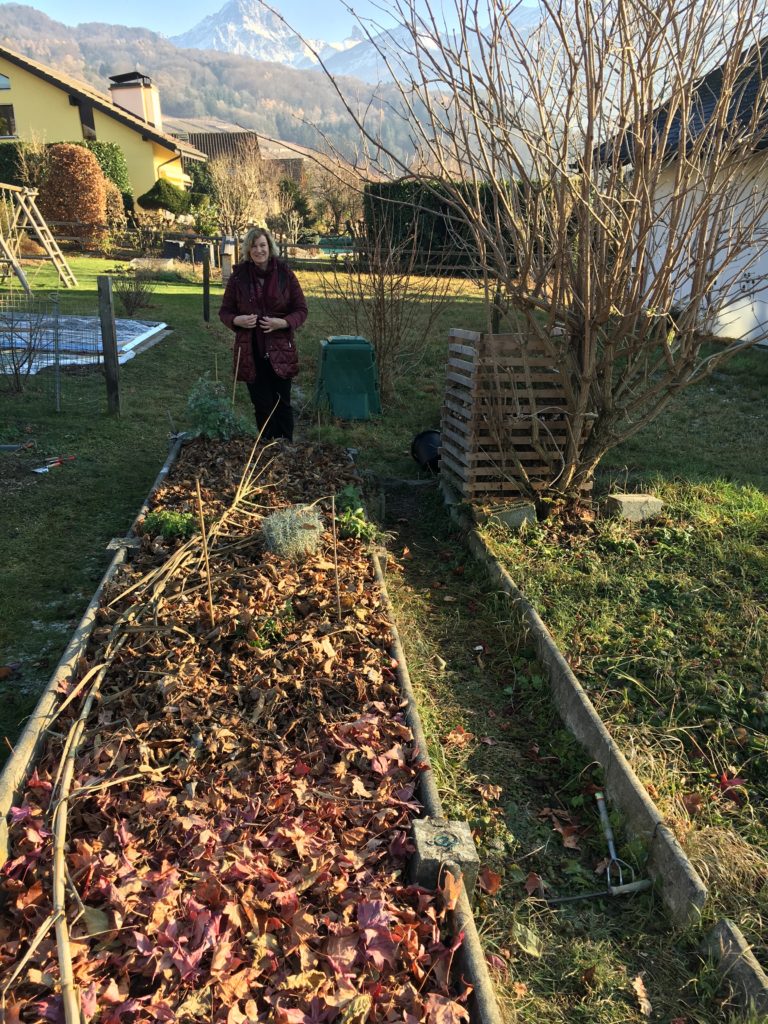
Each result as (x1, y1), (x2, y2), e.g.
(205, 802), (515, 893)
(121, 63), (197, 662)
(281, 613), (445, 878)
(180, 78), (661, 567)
(631, 974), (652, 1017)
(479, 866), (502, 894)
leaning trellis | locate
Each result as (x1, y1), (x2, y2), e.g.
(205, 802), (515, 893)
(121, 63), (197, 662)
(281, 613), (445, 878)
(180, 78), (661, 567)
(0, 183), (77, 294)
(441, 328), (593, 501)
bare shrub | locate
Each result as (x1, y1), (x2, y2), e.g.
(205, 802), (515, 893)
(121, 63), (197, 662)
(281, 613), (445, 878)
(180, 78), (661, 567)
(318, 214), (458, 403)
(280, 0), (768, 496)
(209, 135), (267, 238)
(110, 266), (156, 316)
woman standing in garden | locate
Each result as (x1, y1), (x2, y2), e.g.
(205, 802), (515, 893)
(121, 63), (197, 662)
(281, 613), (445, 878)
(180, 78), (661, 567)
(219, 227), (308, 441)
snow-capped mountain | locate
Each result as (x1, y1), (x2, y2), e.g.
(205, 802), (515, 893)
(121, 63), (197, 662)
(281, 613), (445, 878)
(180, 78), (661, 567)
(170, 0), (331, 65)
(172, 0), (543, 83)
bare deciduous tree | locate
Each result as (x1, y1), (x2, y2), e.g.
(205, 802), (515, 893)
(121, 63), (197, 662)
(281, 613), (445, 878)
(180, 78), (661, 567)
(318, 214), (459, 402)
(268, 0), (768, 497)
(310, 165), (364, 234)
(208, 135), (268, 238)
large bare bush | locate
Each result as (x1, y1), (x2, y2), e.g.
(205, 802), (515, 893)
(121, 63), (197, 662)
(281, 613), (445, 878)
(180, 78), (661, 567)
(209, 135), (268, 237)
(270, 0), (768, 497)
(318, 215), (457, 403)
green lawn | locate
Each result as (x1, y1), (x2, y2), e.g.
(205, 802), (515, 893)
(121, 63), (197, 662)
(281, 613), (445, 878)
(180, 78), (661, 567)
(481, 348), (768, 965)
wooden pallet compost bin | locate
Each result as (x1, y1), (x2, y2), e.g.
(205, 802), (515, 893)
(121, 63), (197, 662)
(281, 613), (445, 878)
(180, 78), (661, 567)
(440, 328), (585, 501)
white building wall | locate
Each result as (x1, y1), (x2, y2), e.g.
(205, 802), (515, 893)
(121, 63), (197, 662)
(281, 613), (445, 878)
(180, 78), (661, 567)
(650, 153), (768, 347)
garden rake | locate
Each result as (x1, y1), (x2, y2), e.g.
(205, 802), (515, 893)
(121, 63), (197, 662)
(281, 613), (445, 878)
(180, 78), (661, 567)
(546, 790), (652, 906)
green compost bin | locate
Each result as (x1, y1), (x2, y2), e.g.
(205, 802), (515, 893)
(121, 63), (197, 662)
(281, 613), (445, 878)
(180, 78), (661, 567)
(315, 336), (382, 420)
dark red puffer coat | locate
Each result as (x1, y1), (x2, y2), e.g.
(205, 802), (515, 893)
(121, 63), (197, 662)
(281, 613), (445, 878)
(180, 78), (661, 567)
(218, 258), (308, 380)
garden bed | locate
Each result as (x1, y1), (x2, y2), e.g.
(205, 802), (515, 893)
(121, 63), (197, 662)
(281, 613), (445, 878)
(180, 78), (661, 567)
(0, 439), (473, 1022)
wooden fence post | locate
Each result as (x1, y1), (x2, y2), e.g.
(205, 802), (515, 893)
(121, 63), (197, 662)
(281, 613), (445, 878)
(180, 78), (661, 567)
(97, 275), (121, 416)
(203, 249), (211, 322)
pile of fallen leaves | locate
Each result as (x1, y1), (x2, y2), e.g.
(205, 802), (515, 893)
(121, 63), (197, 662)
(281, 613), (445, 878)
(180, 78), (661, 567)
(0, 439), (470, 1024)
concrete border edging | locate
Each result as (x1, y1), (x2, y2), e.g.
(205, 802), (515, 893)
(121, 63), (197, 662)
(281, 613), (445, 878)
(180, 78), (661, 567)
(372, 551), (503, 1024)
(703, 920), (768, 1017)
(438, 479), (707, 928)
(0, 434), (186, 866)
(440, 481), (768, 1016)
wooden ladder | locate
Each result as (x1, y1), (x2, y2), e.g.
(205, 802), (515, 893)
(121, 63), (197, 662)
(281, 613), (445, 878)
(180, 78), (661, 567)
(15, 189), (78, 288)
(0, 233), (31, 296)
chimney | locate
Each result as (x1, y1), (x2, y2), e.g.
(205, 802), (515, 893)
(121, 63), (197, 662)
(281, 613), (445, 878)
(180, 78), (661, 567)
(109, 71), (163, 131)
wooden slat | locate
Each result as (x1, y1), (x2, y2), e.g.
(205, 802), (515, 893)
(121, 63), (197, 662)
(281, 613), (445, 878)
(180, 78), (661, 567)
(449, 328), (482, 342)
(446, 357), (476, 379)
(446, 370), (478, 391)
(448, 343), (478, 359)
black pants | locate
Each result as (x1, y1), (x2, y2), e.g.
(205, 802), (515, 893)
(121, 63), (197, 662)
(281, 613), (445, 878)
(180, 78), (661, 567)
(246, 358), (294, 441)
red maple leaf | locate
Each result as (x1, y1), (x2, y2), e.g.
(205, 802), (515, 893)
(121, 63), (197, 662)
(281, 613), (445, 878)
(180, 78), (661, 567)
(719, 772), (747, 805)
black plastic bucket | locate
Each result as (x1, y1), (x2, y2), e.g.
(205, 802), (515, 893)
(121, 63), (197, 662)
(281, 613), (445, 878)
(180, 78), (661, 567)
(411, 429), (441, 473)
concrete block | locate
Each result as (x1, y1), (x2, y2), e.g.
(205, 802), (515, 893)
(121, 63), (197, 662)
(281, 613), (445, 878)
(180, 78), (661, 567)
(605, 493), (663, 522)
(487, 502), (537, 532)
(411, 818), (480, 893)
(129, 257), (175, 272)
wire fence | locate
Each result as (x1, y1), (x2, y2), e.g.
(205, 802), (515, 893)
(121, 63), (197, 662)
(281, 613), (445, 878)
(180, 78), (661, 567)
(0, 289), (162, 415)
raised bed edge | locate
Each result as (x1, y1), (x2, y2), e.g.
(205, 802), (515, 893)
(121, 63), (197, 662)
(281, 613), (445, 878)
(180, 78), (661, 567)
(0, 434), (186, 867)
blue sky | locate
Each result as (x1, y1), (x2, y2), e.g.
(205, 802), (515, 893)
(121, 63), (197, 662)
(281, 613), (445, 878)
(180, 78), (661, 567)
(15, 0), (395, 41)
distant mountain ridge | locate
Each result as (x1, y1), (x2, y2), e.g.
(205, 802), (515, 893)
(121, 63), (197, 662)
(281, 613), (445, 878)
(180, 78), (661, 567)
(170, 0), (542, 84)
(0, 2), (413, 161)
(169, 0), (361, 69)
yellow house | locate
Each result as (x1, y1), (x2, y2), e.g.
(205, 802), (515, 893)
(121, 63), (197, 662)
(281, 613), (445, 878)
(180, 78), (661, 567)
(0, 44), (205, 197)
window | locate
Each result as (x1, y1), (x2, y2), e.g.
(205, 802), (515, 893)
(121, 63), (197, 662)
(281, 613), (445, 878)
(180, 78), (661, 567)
(79, 100), (96, 141)
(0, 75), (10, 90)
(0, 104), (15, 136)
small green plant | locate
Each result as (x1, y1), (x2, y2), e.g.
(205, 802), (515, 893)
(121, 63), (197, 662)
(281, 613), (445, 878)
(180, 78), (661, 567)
(142, 508), (196, 541)
(186, 375), (253, 440)
(261, 505), (325, 560)
(335, 483), (364, 513)
(336, 505), (378, 542)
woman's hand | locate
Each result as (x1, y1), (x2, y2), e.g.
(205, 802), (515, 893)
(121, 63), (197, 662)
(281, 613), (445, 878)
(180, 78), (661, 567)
(234, 314), (259, 328)
(259, 317), (288, 333)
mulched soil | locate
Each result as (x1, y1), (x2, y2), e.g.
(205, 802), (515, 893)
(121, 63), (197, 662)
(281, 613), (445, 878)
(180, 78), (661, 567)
(0, 439), (470, 1024)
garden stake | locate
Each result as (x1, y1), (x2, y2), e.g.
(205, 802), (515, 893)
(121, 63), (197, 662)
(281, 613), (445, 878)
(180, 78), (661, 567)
(232, 347), (241, 407)
(331, 495), (342, 622)
(546, 791), (651, 906)
(195, 477), (216, 629)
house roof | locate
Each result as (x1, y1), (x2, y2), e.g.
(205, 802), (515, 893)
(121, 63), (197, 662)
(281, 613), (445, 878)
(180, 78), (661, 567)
(0, 43), (206, 161)
(601, 37), (768, 165)
(163, 116), (382, 178)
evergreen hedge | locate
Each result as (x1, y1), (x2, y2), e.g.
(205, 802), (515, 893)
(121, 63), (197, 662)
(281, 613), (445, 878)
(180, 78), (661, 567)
(363, 178), (517, 273)
(0, 141), (24, 188)
(80, 141), (132, 196)
(137, 177), (190, 216)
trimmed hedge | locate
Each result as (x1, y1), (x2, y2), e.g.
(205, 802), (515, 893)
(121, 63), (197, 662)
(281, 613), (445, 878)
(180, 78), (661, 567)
(80, 141), (132, 196)
(137, 177), (190, 216)
(38, 143), (107, 247)
(363, 178), (516, 273)
(0, 141), (24, 188)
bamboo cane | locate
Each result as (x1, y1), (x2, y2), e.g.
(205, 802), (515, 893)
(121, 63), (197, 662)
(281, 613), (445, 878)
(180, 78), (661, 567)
(232, 346), (241, 408)
(331, 495), (342, 623)
(196, 478), (215, 628)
